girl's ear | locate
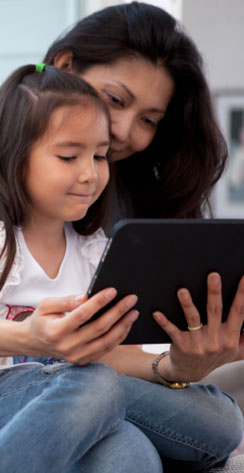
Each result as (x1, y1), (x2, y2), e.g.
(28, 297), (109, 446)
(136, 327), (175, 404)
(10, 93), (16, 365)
(53, 50), (74, 71)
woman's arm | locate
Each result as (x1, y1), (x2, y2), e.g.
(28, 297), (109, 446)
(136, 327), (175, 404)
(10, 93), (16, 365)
(97, 273), (244, 383)
(97, 345), (157, 381)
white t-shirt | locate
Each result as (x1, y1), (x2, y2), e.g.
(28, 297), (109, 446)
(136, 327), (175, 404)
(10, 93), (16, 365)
(0, 222), (108, 367)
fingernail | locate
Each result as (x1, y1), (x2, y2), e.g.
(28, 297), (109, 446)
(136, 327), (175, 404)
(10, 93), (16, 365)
(104, 288), (117, 300)
(125, 295), (138, 309)
(153, 312), (162, 321)
(74, 294), (85, 303)
(128, 310), (139, 322)
(210, 273), (220, 286)
(179, 290), (189, 301)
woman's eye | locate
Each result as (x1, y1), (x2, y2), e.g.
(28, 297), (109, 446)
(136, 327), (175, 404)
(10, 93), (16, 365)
(143, 118), (158, 127)
(57, 156), (76, 162)
(94, 155), (108, 161)
(107, 93), (124, 107)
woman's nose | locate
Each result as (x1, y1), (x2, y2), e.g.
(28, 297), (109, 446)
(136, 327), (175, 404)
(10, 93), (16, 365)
(111, 114), (133, 144)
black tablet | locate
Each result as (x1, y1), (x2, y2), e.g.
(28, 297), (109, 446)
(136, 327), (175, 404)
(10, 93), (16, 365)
(87, 219), (244, 344)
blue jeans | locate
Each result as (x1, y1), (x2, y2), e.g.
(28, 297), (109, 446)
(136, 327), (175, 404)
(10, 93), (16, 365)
(121, 374), (244, 471)
(0, 362), (162, 473)
(0, 362), (243, 472)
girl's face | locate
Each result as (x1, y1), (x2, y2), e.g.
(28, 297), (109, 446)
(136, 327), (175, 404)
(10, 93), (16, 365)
(25, 103), (110, 226)
(81, 57), (174, 162)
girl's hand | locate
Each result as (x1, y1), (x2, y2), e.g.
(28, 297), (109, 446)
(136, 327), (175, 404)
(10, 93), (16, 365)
(21, 288), (139, 365)
(153, 273), (244, 382)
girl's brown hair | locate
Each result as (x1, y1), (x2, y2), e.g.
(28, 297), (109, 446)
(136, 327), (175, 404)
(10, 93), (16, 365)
(0, 64), (110, 289)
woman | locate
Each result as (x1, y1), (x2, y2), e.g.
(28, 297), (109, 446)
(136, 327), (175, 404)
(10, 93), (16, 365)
(44, 1), (226, 228)
(43, 2), (244, 471)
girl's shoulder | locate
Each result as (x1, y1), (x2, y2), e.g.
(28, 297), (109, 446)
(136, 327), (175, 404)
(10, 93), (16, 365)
(76, 227), (108, 269)
(0, 220), (6, 249)
(0, 222), (24, 297)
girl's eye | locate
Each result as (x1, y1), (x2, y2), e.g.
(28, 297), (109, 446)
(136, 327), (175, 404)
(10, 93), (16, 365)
(57, 156), (76, 162)
(94, 155), (108, 161)
(107, 93), (124, 107)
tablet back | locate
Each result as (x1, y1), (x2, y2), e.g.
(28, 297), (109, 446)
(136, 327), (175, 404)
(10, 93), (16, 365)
(88, 219), (244, 344)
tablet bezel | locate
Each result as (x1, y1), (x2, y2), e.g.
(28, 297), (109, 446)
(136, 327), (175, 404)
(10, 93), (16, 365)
(88, 219), (244, 344)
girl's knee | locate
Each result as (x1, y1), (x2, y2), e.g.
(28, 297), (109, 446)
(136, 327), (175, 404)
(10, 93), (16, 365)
(47, 362), (126, 422)
(82, 362), (126, 410)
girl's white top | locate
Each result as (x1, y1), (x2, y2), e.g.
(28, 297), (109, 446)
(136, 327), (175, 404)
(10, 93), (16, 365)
(0, 222), (108, 368)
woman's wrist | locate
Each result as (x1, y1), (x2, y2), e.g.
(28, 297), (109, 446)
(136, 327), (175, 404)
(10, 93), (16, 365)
(152, 351), (190, 388)
(155, 350), (189, 383)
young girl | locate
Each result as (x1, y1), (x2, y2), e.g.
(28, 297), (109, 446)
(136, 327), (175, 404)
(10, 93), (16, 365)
(0, 64), (243, 473)
(0, 63), (161, 473)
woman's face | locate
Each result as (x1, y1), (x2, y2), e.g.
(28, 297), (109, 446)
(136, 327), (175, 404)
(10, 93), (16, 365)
(81, 57), (174, 162)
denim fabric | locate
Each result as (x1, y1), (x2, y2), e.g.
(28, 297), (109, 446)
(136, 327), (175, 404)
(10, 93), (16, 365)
(120, 374), (244, 472)
(1, 361), (243, 472)
(0, 362), (162, 473)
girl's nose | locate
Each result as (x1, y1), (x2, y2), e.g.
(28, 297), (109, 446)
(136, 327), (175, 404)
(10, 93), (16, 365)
(78, 157), (98, 182)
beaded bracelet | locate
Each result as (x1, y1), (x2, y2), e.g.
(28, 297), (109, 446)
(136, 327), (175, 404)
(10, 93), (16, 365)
(152, 351), (190, 389)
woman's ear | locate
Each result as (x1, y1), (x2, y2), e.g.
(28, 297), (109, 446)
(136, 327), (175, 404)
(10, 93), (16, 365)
(53, 50), (74, 71)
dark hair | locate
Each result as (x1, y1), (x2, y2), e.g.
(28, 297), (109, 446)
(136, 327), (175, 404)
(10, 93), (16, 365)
(44, 1), (227, 223)
(0, 64), (110, 290)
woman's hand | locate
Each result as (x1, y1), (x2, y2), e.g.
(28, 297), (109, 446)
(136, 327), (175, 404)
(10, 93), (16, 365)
(153, 273), (244, 382)
(20, 288), (139, 365)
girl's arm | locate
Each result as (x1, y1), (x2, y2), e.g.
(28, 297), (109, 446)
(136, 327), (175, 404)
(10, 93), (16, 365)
(0, 289), (139, 364)
(0, 319), (32, 356)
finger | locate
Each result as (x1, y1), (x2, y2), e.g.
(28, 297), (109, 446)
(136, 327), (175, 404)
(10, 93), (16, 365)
(65, 309), (139, 365)
(65, 289), (138, 334)
(206, 273), (223, 329)
(177, 289), (202, 330)
(153, 311), (182, 343)
(83, 309), (140, 361)
(63, 287), (118, 330)
(37, 294), (88, 316)
(227, 275), (244, 332)
(79, 294), (138, 342)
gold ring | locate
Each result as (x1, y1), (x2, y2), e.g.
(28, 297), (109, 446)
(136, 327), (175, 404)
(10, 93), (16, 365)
(188, 323), (203, 331)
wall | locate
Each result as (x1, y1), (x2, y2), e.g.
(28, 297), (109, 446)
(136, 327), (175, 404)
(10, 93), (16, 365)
(182, 0), (244, 217)
(182, 0), (244, 90)
(0, 0), (85, 83)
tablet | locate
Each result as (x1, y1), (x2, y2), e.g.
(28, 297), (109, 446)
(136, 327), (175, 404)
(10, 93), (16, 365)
(87, 219), (244, 344)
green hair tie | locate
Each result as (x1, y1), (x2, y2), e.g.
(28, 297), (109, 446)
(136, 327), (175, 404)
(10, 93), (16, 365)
(35, 63), (46, 73)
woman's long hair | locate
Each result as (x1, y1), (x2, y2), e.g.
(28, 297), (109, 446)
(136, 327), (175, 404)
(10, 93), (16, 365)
(0, 64), (110, 289)
(44, 1), (227, 222)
